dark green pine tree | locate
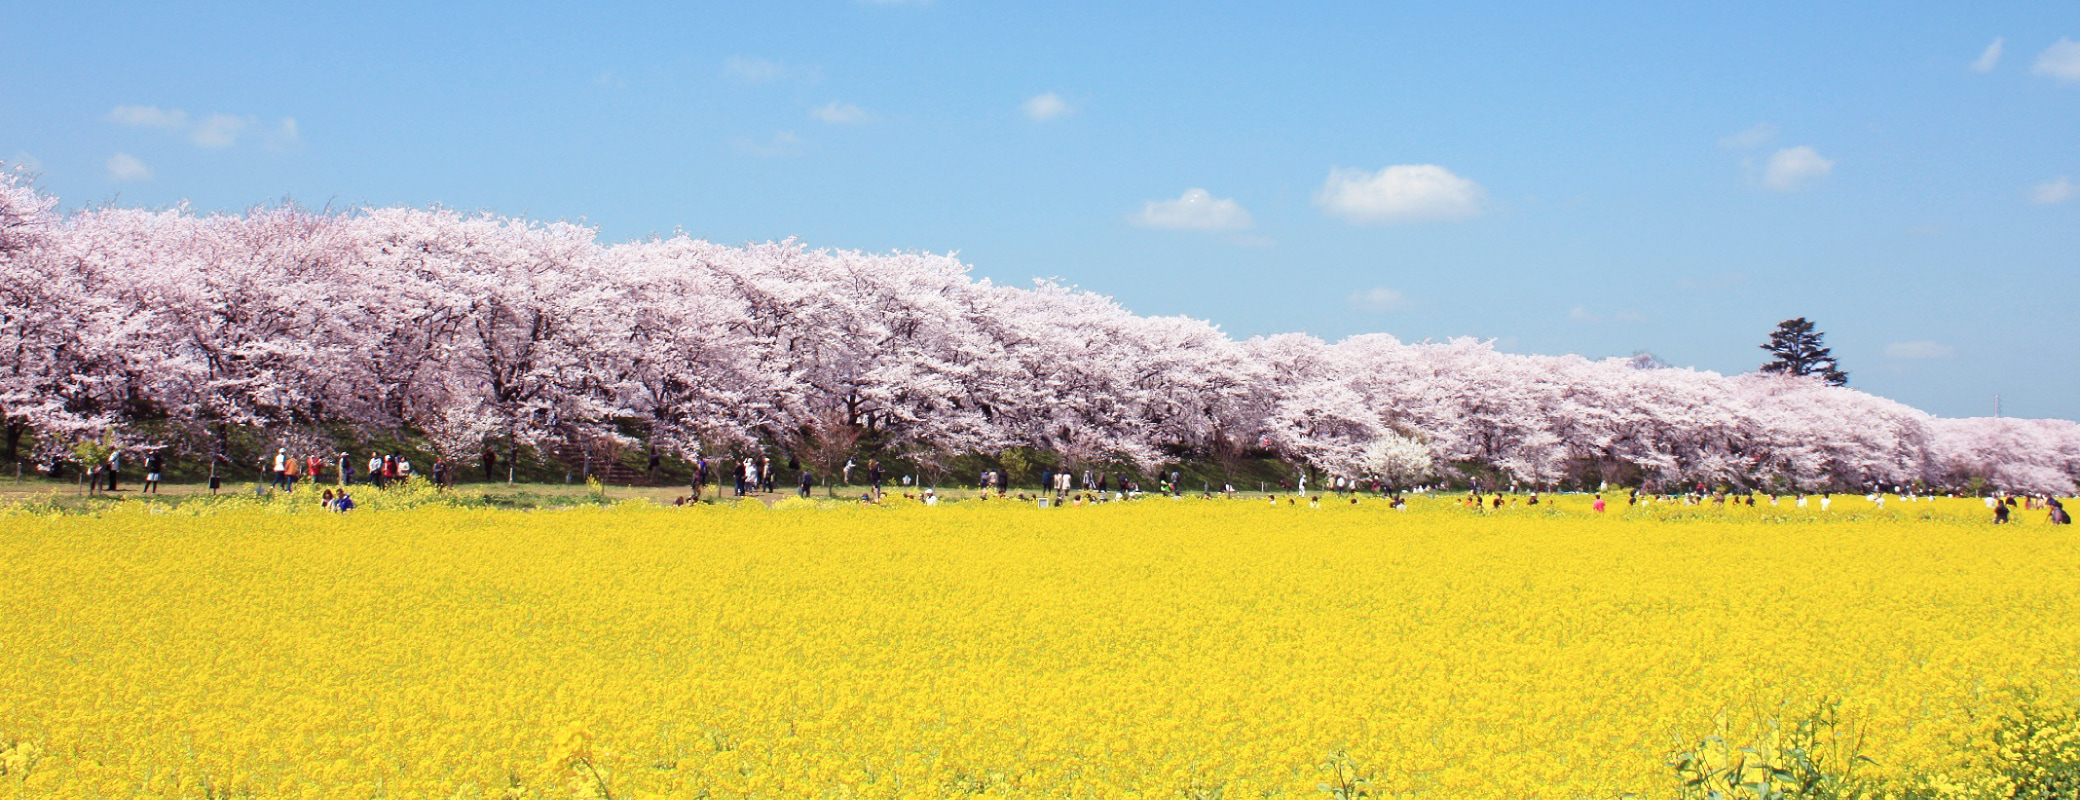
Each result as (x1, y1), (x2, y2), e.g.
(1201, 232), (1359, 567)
(1759, 317), (1848, 385)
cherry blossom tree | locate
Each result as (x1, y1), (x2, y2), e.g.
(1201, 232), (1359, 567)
(1, 174), (2074, 494)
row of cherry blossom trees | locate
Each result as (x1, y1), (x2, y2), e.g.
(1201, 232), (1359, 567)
(4, 165), (2076, 493)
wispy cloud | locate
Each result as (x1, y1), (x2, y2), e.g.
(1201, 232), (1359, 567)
(1131, 188), (1253, 231)
(1348, 287), (1409, 313)
(1719, 123), (1777, 150)
(1971, 37), (2005, 72)
(106, 153), (151, 181)
(1761, 146), (1834, 191)
(1314, 164), (1485, 224)
(725, 56), (816, 84)
(2034, 38), (2080, 84)
(2032, 176), (2074, 204)
(190, 113), (250, 148)
(108, 105), (188, 129)
(107, 105), (296, 151)
(733, 131), (803, 157)
(810, 102), (870, 124)
(1885, 341), (1955, 360)
(1022, 92), (1072, 122)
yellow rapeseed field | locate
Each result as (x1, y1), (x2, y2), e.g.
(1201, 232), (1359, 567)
(0, 491), (2075, 799)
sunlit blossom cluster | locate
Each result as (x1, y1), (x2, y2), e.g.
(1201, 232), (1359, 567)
(2, 165), (2076, 493)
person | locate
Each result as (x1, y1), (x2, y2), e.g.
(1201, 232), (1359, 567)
(691, 455), (709, 502)
(283, 450), (303, 489)
(338, 452), (354, 486)
(869, 459), (885, 500)
(483, 448), (498, 482)
(760, 456), (775, 493)
(395, 456), (412, 483)
(1527, 492), (1539, 506)
(273, 448), (289, 489)
(306, 453), (323, 485)
(321, 488), (335, 507)
(431, 458), (449, 488)
(1492, 495), (1504, 509)
(333, 490), (355, 512)
(1994, 502), (2011, 524)
(843, 457), (855, 485)
(2050, 498), (2071, 525)
(741, 459), (756, 496)
(798, 468), (814, 498)
(143, 450), (164, 494)
(1592, 494), (1606, 513)
(367, 453), (384, 488)
(105, 449), (121, 491)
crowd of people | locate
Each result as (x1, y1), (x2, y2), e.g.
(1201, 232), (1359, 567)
(40, 442), (2080, 526)
(254, 449), (461, 491)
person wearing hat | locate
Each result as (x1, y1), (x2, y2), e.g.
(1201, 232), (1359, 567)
(272, 448), (289, 489)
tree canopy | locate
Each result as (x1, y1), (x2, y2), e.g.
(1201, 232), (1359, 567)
(1760, 318), (1848, 386)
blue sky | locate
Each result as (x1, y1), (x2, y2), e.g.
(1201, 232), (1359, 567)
(4, 1), (2076, 418)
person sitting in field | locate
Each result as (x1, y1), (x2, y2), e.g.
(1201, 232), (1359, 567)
(332, 491), (355, 512)
(1994, 502), (2010, 524)
(2049, 498), (2071, 525)
(1592, 494), (1606, 513)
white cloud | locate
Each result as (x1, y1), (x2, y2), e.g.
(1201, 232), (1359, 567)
(107, 105), (297, 151)
(1022, 92), (1072, 122)
(275, 118), (301, 145)
(105, 153), (151, 181)
(733, 131), (802, 157)
(108, 105), (188, 129)
(189, 113), (251, 148)
(1567, 306), (1600, 323)
(1885, 341), (1956, 360)
(1131, 188), (1254, 231)
(2034, 38), (2080, 83)
(2032, 176), (2074, 204)
(725, 56), (789, 83)
(1719, 123), (1777, 150)
(810, 102), (869, 124)
(1971, 37), (2005, 72)
(1348, 287), (1409, 312)
(1761, 146), (1833, 191)
(1314, 164), (1485, 224)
